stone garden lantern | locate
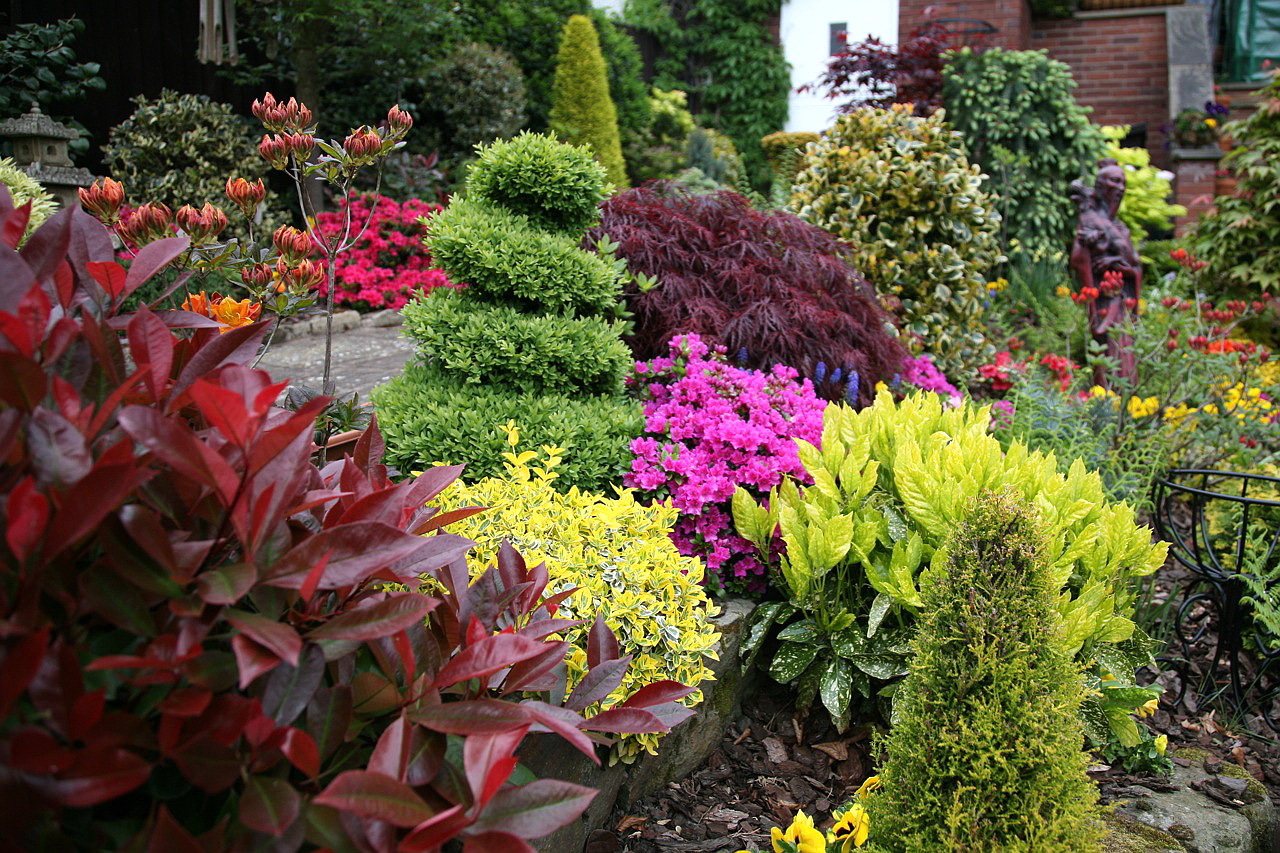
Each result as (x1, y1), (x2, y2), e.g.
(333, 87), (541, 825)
(0, 104), (95, 210)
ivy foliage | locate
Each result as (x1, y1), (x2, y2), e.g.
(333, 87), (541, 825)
(623, 0), (790, 190)
(1190, 71), (1280, 294)
(438, 435), (719, 765)
(0, 17), (104, 156)
(790, 104), (1002, 381)
(942, 47), (1107, 264)
(868, 491), (1103, 852)
(550, 15), (629, 189)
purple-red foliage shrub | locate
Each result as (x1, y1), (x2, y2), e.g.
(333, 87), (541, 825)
(626, 334), (827, 596)
(315, 192), (453, 312)
(0, 191), (689, 852)
(590, 183), (906, 407)
(803, 22), (967, 117)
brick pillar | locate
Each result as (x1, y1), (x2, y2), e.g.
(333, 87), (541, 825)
(1171, 146), (1221, 236)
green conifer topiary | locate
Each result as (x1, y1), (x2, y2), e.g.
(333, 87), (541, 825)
(549, 14), (628, 189)
(868, 490), (1103, 852)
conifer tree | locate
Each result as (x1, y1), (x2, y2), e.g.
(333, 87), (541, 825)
(549, 14), (628, 189)
(868, 490), (1102, 852)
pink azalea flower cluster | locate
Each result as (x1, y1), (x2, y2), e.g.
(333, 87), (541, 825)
(900, 354), (963, 404)
(626, 334), (827, 595)
(313, 193), (452, 312)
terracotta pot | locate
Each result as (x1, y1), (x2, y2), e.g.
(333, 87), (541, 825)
(325, 428), (364, 457)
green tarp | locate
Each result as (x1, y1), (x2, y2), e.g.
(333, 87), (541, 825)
(1225, 0), (1280, 81)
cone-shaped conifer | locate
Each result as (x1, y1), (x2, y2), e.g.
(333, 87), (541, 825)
(549, 14), (628, 189)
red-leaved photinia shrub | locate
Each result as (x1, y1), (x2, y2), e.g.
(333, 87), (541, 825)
(627, 334), (827, 596)
(314, 192), (453, 312)
(588, 183), (906, 407)
(0, 190), (690, 852)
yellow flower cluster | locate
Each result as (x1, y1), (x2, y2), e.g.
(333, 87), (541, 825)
(736, 777), (879, 853)
(432, 422), (721, 764)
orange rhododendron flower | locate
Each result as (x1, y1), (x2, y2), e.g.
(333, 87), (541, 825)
(182, 291), (262, 333)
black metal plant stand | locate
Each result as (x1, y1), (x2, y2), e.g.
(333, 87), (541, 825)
(1153, 469), (1280, 730)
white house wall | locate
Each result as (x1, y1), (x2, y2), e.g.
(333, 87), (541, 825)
(781, 0), (898, 132)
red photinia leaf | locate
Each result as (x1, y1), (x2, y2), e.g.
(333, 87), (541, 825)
(5, 475), (48, 563)
(392, 629), (416, 686)
(314, 770), (435, 828)
(0, 307), (35, 357)
(462, 831), (537, 853)
(195, 562), (258, 606)
(86, 260), (127, 300)
(298, 548), (331, 606)
(396, 803), (469, 853)
(307, 594), (437, 643)
(2, 199), (31, 248)
(307, 686), (354, 763)
(466, 779), (597, 839)
(431, 633), (545, 691)
(263, 522), (456, 591)
(126, 306), (175, 403)
(156, 686), (213, 718)
(586, 613), (619, 670)
(280, 726), (320, 780)
(231, 634), (282, 690)
(43, 459), (150, 561)
(412, 700), (597, 763)
(577, 707), (667, 734)
(188, 377), (257, 448)
(0, 627), (49, 720)
(9, 726), (76, 775)
(122, 237), (189, 303)
(170, 736), (241, 793)
(464, 726), (527, 813)
(563, 656), (632, 713)
(353, 415), (384, 469)
(404, 464), (464, 508)
(368, 712), (412, 781)
(146, 804), (204, 853)
(0, 352), (48, 411)
(616, 680), (698, 710)
(226, 609), (302, 667)
(519, 618), (582, 643)
(68, 688), (107, 741)
(499, 642), (569, 695)
(262, 646), (326, 727)
(117, 405), (240, 503)
(47, 745), (152, 807)
(167, 321), (269, 408)
(239, 775), (302, 835)
(409, 505), (487, 536)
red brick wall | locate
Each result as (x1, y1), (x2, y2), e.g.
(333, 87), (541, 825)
(898, 0), (1031, 49)
(1032, 14), (1170, 167)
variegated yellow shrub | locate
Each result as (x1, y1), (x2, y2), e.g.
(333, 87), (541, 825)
(434, 422), (720, 764)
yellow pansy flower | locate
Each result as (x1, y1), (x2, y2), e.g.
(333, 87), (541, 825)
(854, 775), (881, 800)
(828, 802), (870, 850)
(1155, 734), (1168, 755)
(772, 810), (826, 853)
(1136, 698), (1158, 718)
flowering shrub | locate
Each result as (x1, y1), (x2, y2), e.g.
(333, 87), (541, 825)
(313, 192), (452, 311)
(899, 354), (962, 404)
(977, 350), (1025, 393)
(627, 334), (827, 595)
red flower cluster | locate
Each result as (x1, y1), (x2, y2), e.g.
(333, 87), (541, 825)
(313, 193), (453, 311)
(1170, 247), (1208, 271)
(1039, 353), (1077, 391)
(978, 350), (1024, 392)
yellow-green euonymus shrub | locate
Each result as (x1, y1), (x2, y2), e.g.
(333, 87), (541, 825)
(734, 390), (1168, 739)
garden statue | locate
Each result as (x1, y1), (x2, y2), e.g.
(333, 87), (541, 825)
(1069, 158), (1143, 388)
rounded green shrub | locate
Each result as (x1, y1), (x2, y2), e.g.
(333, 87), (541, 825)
(423, 197), (620, 315)
(549, 14), (628, 190)
(942, 47), (1107, 264)
(437, 435), (719, 764)
(418, 42), (528, 163)
(372, 363), (642, 491)
(790, 104), (1002, 380)
(466, 131), (608, 237)
(401, 288), (632, 396)
(868, 490), (1102, 852)
(102, 90), (266, 213)
(0, 157), (57, 244)
(1190, 71), (1280, 294)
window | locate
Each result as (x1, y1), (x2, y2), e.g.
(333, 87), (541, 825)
(830, 22), (847, 56)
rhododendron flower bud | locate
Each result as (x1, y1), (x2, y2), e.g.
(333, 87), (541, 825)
(343, 127), (381, 163)
(117, 201), (172, 247)
(175, 202), (228, 244)
(78, 177), (125, 226)
(259, 134), (290, 169)
(277, 257), (324, 291)
(286, 132), (315, 160)
(386, 104), (413, 136)
(225, 177), (266, 219)
(241, 261), (274, 292)
(282, 97), (313, 131)
(273, 224), (314, 263)
(252, 93), (280, 129)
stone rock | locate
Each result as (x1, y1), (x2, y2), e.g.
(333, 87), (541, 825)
(524, 599), (757, 853)
(1111, 748), (1274, 853)
(362, 309), (403, 328)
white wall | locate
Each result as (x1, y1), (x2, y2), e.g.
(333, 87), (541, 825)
(780, 0), (898, 133)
